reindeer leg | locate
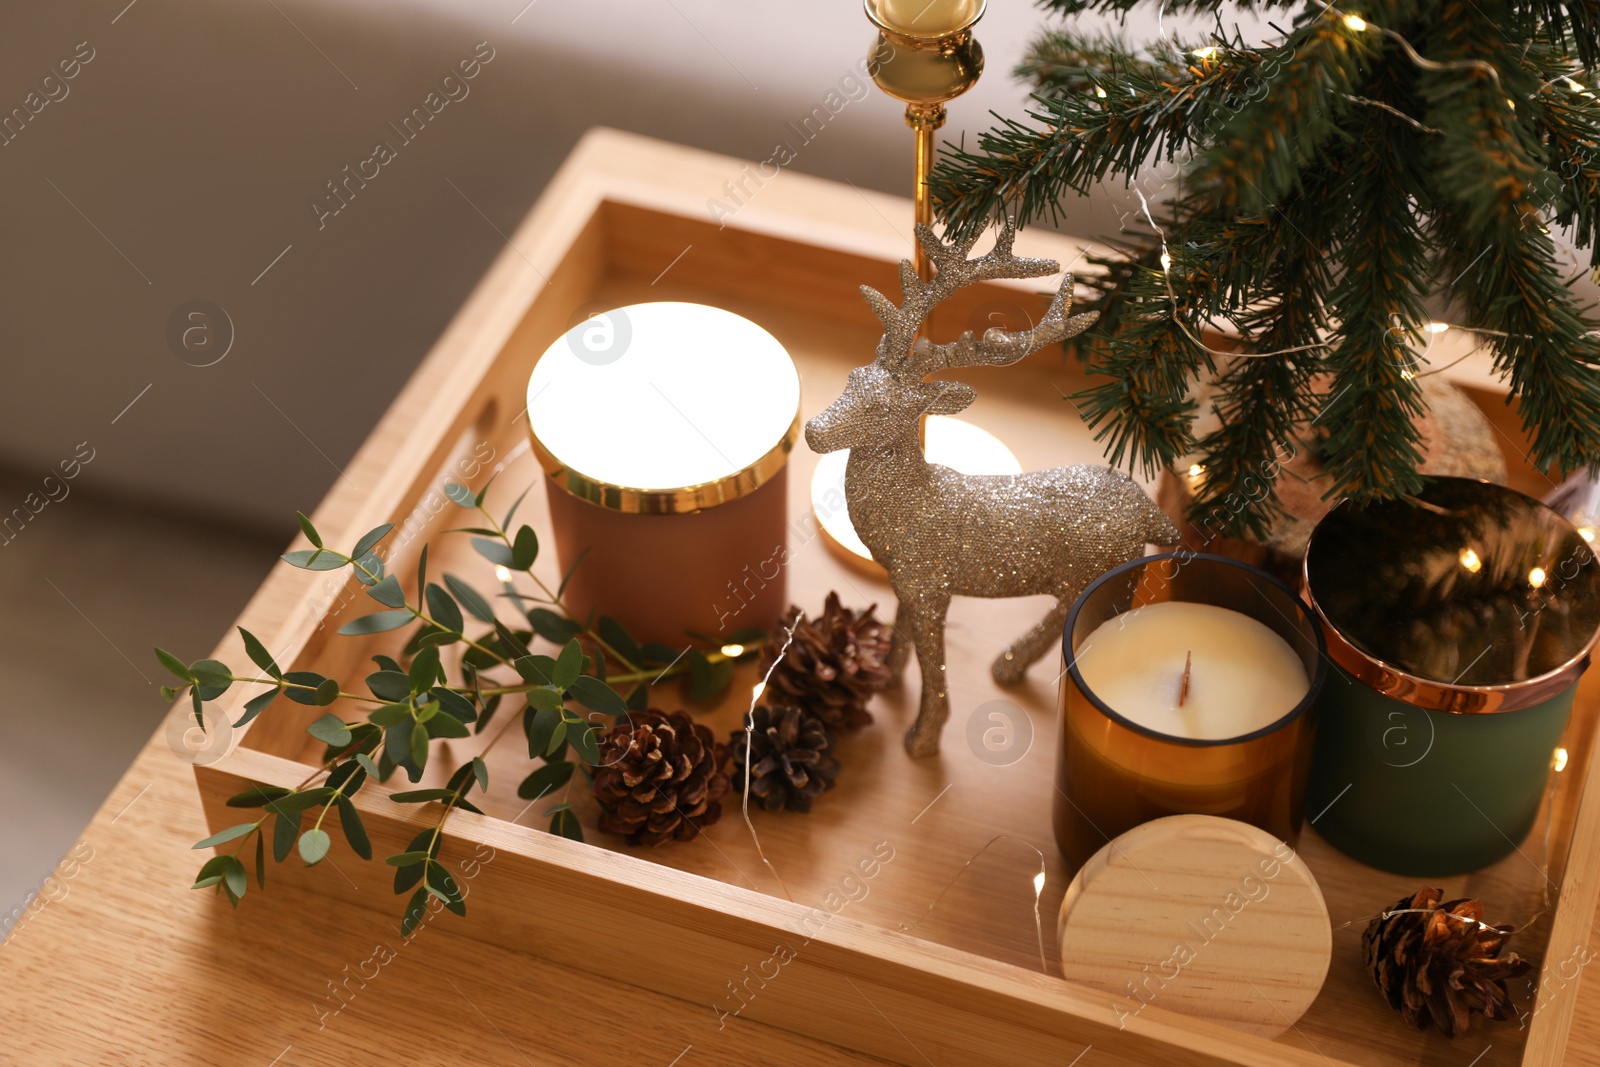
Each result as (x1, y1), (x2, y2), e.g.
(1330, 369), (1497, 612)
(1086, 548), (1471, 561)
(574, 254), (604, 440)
(902, 592), (952, 758)
(884, 603), (913, 685)
(992, 595), (1073, 685)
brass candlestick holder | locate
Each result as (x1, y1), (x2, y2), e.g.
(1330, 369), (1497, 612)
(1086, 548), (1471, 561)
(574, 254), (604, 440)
(864, 0), (986, 280)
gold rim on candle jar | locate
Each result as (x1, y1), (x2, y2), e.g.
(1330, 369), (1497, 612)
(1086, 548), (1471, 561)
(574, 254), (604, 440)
(526, 301), (802, 517)
(530, 414), (801, 517)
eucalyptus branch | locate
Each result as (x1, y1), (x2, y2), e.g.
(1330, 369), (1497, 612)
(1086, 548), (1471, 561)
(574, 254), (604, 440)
(601, 643), (761, 686)
(461, 494), (641, 675)
(169, 482), (764, 933)
(228, 675), (383, 705)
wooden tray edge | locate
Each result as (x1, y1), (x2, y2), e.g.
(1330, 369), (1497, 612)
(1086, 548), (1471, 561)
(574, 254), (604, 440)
(196, 745), (1340, 1067)
(185, 129), (1582, 1067)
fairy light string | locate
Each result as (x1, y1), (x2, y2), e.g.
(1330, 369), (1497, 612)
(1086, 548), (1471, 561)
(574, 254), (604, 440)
(740, 613), (803, 903)
(899, 834), (1052, 975)
(1135, 193), (1530, 365)
(1126, 10), (1595, 366)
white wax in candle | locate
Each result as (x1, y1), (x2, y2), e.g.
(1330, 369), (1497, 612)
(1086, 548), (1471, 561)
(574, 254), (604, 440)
(1073, 601), (1309, 741)
(876, 0), (980, 34)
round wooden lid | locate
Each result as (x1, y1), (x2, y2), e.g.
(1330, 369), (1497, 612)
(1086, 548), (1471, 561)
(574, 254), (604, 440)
(1056, 815), (1331, 1039)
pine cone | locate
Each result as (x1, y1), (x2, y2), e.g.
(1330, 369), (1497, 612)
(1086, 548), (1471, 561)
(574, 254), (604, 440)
(591, 709), (730, 846)
(1363, 886), (1531, 1038)
(761, 592), (893, 731)
(730, 705), (841, 813)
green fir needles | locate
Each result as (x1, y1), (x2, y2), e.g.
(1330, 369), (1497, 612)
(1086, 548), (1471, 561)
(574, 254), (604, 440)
(931, 0), (1600, 535)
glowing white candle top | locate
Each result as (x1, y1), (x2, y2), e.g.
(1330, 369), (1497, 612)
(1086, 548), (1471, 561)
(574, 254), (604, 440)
(1072, 601), (1310, 741)
(527, 302), (799, 497)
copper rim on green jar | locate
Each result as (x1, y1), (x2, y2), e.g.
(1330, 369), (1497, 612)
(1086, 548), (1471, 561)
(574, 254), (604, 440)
(1302, 477), (1600, 877)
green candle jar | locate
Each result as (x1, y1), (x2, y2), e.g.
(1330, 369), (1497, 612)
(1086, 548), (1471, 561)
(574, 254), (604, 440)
(1303, 478), (1600, 876)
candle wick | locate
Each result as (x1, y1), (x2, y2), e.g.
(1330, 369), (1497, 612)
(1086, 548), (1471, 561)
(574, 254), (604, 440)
(1178, 651), (1192, 707)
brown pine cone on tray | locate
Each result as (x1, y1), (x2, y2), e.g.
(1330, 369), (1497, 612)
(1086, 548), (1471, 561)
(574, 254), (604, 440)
(591, 709), (730, 847)
(761, 592), (893, 731)
(730, 705), (841, 814)
(1363, 886), (1531, 1038)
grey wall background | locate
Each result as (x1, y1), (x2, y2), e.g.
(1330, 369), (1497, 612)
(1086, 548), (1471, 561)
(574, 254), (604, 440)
(0, 0), (1235, 532)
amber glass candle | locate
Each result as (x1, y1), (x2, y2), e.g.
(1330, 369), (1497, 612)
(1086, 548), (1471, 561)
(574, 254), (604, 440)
(1054, 554), (1327, 871)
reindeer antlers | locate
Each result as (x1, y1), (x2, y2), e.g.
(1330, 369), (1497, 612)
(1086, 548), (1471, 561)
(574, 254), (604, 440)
(913, 220), (1054, 280)
(859, 218), (1098, 376)
(921, 277), (1099, 372)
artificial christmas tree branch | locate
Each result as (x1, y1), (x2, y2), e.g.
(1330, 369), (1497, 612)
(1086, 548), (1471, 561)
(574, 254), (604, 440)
(931, 3), (1600, 528)
(930, 38), (1287, 241)
(1186, 17), (1372, 214)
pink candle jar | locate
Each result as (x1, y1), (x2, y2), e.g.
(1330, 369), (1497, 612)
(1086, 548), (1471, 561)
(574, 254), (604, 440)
(526, 302), (800, 647)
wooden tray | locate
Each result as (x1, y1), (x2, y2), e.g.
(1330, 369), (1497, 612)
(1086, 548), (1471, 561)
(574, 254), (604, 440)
(194, 128), (1600, 1067)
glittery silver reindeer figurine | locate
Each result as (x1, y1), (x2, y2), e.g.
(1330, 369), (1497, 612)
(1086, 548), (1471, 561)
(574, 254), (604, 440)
(806, 222), (1180, 757)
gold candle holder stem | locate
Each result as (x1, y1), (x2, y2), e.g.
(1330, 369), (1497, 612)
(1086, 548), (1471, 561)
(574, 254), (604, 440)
(907, 102), (947, 281)
(865, 0), (985, 281)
